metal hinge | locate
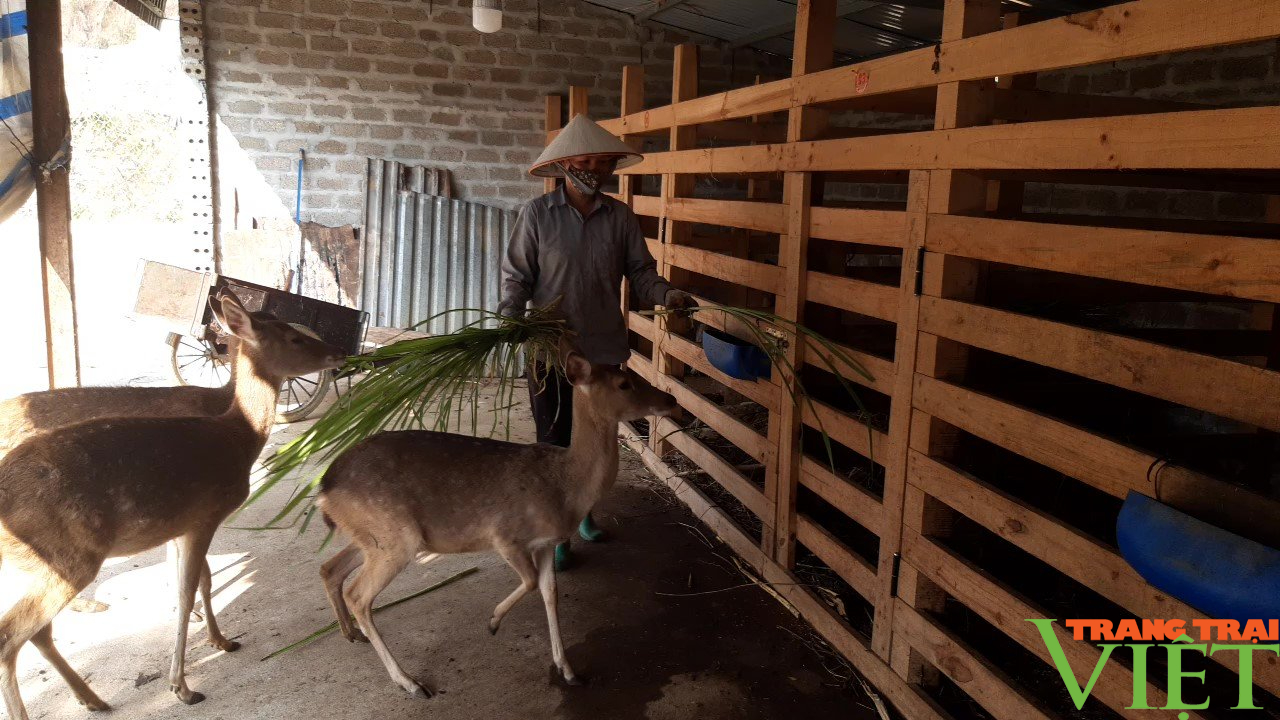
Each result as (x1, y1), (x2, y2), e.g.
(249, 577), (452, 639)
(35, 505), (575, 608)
(912, 247), (925, 296)
(889, 552), (902, 598)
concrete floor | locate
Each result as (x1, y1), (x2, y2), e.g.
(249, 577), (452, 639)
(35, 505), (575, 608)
(13, 389), (874, 720)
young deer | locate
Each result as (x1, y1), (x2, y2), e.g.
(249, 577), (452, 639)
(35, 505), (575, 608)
(0, 293), (344, 720)
(317, 352), (678, 696)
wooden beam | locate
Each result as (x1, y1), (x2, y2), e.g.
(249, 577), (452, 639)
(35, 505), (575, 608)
(28, 0), (81, 388)
(568, 86), (589, 118)
(918, 295), (1280, 432)
(797, 514), (878, 601)
(599, 0), (1280, 138)
(808, 207), (907, 248)
(801, 399), (891, 465)
(768, 0), (836, 570)
(926, 215), (1280, 303)
(665, 244), (782, 293)
(799, 457), (884, 536)
(665, 197), (786, 234)
(619, 66), (645, 318)
(657, 416), (770, 520)
(806, 272), (898, 323)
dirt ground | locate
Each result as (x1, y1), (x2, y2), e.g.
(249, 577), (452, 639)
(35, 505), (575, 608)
(11, 386), (879, 720)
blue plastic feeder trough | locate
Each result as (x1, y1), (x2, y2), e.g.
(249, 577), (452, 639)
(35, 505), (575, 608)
(1117, 492), (1280, 624)
(700, 327), (771, 382)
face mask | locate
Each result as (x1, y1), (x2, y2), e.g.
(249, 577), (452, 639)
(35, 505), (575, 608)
(562, 162), (606, 197)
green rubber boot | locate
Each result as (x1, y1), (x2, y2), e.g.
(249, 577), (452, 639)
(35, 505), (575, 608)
(578, 513), (606, 543)
(554, 541), (573, 571)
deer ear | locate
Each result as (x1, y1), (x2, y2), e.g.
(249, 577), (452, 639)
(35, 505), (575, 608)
(219, 293), (259, 343)
(564, 352), (592, 386)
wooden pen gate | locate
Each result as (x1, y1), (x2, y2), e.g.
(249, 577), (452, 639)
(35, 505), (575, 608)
(546, 1), (1280, 717)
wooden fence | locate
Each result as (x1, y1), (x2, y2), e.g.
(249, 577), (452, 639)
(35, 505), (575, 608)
(546, 1), (1280, 716)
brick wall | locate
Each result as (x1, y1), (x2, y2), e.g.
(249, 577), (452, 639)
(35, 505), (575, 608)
(206, 0), (787, 227)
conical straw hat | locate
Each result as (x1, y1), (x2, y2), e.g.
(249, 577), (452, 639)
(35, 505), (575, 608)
(529, 114), (643, 178)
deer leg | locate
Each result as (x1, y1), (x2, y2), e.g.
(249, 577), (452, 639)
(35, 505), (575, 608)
(534, 543), (579, 685)
(169, 530), (215, 705)
(489, 544), (537, 635)
(199, 559), (240, 652)
(344, 548), (427, 697)
(0, 563), (92, 720)
(31, 623), (109, 711)
(320, 543), (366, 643)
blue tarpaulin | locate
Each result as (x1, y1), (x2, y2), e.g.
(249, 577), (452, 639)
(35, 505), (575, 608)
(0, 0), (32, 224)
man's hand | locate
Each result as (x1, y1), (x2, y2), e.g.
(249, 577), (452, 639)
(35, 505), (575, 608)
(664, 289), (697, 317)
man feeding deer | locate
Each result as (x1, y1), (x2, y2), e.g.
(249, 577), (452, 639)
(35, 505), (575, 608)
(498, 114), (696, 570)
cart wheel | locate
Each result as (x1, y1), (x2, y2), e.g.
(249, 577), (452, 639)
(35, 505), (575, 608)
(276, 370), (333, 423)
(168, 332), (231, 388)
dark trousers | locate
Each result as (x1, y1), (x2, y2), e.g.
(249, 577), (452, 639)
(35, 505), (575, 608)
(528, 363), (573, 448)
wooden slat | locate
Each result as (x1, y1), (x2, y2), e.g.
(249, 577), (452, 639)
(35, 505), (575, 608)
(803, 337), (895, 396)
(618, 106), (1280, 175)
(912, 374), (1155, 499)
(633, 350), (773, 463)
(907, 450), (1280, 695)
(796, 514), (878, 601)
(666, 198), (786, 234)
(806, 272), (898, 323)
(799, 457), (884, 536)
(991, 87), (1200, 122)
(656, 416), (769, 519)
(901, 527), (1194, 719)
(665, 244), (783, 294)
(543, 96), (562, 194)
(919, 295), (1280, 432)
(893, 601), (1055, 720)
(628, 310), (655, 340)
(808, 207), (907, 248)
(662, 332), (780, 413)
(600, 0), (1280, 138)
(927, 215), (1280, 304)
(632, 194), (661, 217)
(801, 399), (891, 465)
(620, 423), (946, 720)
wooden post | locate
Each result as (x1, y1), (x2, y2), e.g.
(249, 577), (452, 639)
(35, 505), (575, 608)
(27, 0), (81, 389)
(888, 0), (1000, 687)
(651, 44), (698, 457)
(619, 65), (645, 316)
(766, 0), (835, 567)
(986, 11), (1035, 215)
(568, 86), (589, 119)
(543, 95), (562, 194)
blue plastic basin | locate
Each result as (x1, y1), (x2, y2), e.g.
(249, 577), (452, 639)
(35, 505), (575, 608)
(700, 327), (771, 381)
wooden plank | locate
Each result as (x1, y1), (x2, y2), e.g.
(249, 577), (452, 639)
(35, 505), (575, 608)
(632, 194), (661, 217)
(666, 198), (786, 234)
(808, 207), (907, 248)
(927, 215), (1280, 304)
(628, 310), (655, 340)
(568, 86), (589, 118)
(662, 332), (781, 413)
(620, 422), (946, 720)
(801, 399), (891, 465)
(806, 272), (898, 323)
(911, 374), (1155, 499)
(803, 337), (895, 396)
(991, 87), (1200, 122)
(634, 351), (773, 463)
(799, 457), (884, 536)
(657, 416), (769, 520)
(619, 65), (645, 317)
(600, 0), (1280, 138)
(29, 0), (81, 388)
(618, 106), (1280, 175)
(918, 295), (1280, 432)
(796, 514), (878, 601)
(901, 526), (1195, 719)
(665, 244), (782, 294)
(871, 171), (930, 660)
(893, 601), (1055, 720)
(908, 450), (1280, 694)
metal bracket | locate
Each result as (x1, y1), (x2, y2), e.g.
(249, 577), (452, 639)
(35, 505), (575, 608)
(889, 552), (902, 598)
(912, 247), (925, 296)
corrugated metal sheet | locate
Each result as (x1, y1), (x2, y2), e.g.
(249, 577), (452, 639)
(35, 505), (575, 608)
(361, 159), (516, 336)
(111, 0), (164, 29)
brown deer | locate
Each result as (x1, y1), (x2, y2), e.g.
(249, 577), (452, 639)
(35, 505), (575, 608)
(316, 352), (678, 696)
(0, 293), (345, 720)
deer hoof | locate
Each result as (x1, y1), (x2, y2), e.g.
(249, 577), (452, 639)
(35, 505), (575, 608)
(82, 697), (111, 712)
(406, 681), (435, 699)
(70, 598), (110, 614)
(215, 638), (241, 652)
(487, 619), (499, 635)
(173, 687), (206, 705)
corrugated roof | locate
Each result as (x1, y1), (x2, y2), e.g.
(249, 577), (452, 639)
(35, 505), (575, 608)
(112, 0), (164, 30)
(587, 0), (1130, 62)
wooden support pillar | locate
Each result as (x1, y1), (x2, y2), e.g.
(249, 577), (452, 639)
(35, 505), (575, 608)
(888, 0), (1000, 687)
(651, 43), (698, 457)
(543, 95), (563, 194)
(619, 66), (644, 316)
(765, 0), (835, 567)
(568, 86), (589, 119)
(28, 0), (81, 389)
(986, 11), (1036, 215)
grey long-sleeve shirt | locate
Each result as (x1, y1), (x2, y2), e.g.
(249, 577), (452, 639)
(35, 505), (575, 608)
(498, 187), (673, 365)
